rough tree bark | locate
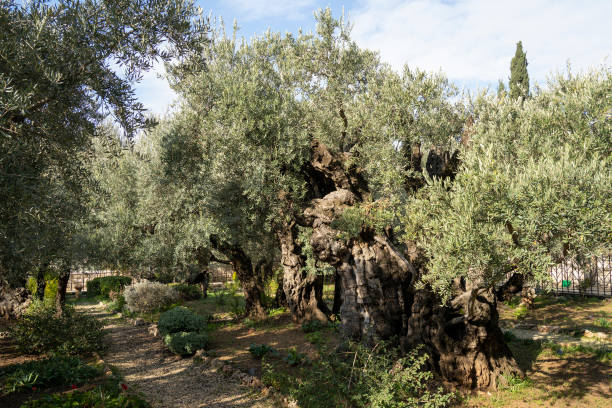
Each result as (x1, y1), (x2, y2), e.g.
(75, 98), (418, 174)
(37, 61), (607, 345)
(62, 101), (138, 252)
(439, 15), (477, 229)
(277, 223), (330, 322)
(332, 271), (342, 315)
(0, 283), (31, 320)
(295, 140), (522, 389)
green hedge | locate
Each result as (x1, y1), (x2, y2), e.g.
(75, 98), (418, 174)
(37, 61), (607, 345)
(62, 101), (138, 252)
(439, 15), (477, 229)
(87, 276), (132, 298)
(163, 331), (209, 356)
(9, 302), (104, 355)
(170, 283), (202, 300)
(1, 356), (101, 395)
(157, 306), (207, 336)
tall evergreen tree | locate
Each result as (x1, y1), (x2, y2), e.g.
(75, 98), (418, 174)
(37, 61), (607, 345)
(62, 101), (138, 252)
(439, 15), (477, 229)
(509, 41), (529, 99)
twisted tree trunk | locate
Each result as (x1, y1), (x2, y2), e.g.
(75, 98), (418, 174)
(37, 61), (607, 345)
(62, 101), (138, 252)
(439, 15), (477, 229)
(293, 140), (522, 389)
(277, 224), (330, 322)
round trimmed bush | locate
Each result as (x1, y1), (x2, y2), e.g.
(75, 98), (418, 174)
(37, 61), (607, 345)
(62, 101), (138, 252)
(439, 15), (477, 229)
(123, 281), (178, 313)
(157, 306), (207, 336)
(163, 331), (209, 356)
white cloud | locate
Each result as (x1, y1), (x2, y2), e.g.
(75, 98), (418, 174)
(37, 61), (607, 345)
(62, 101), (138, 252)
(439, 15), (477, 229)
(350, 0), (611, 86)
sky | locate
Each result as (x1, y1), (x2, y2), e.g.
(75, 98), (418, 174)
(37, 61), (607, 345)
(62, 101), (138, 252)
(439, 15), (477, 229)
(135, 0), (612, 116)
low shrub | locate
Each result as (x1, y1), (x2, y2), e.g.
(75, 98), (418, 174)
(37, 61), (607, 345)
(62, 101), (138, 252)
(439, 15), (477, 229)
(163, 331), (209, 356)
(21, 386), (149, 408)
(248, 343), (278, 359)
(301, 320), (326, 333)
(26, 275), (58, 306)
(284, 348), (308, 366)
(9, 302), (104, 355)
(123, 281), (178, 313)
(157, 306), (207, 336)
(262, 342), (454, 408)
(105, 295), (126, 314)
(513, 305), (528, 320)
(171, 283), (202, 301)
(0, 356), (102, 394)
(87, 276), (132, 298)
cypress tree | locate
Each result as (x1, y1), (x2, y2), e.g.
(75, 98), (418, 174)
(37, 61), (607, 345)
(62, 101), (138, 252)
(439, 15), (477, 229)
(509, 41), (529, 99)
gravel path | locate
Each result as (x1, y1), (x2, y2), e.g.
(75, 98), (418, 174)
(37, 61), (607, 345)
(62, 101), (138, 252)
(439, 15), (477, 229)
(79, 304), (273, 408)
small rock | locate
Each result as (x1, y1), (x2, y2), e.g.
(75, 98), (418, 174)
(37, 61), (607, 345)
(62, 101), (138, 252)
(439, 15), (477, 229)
(538, 325), (560, 334)
(148, 325), (159, 337)
(584, 329), (595, 338)
(116, 313), (122, 318)
(132, 317), (146, 326)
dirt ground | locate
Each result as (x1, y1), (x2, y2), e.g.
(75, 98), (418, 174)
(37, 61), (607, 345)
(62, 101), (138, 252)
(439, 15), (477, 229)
(79, 303), (274, 408)
(465, 295), (612, 407)
(499, 295), (612, 333)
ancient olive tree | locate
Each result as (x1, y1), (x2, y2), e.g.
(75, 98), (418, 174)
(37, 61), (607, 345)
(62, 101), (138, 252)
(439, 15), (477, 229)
(165, 9), (610, 389)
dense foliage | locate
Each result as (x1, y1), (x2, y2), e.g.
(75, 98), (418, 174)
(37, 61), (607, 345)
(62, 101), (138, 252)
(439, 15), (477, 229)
(404, 68), (612, 301)
(157, 306), (207, 335)
(163, 331), (209, 356)
(1, 357), (102, 395)
(263, 342), (453, 408)
(0, 0), (207, 287)
(509, 41), (530, 99)
(9, 302), (104, 355)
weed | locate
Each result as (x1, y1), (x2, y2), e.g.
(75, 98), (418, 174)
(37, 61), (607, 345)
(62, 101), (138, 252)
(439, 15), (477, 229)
(500, 375), (533, 394)
(594, 317), (610, 329)
(305, 331), (325, 347)
(513, 305), (528, 320)
(249, 343), (279, 359)
(284, 348), (308, 366)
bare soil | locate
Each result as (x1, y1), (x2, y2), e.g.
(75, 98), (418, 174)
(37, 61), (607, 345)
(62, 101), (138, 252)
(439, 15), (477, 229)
(80, 304), (274, 408)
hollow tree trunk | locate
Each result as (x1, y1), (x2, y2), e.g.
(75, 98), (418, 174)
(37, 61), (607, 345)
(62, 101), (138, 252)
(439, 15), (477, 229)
(307, 192), (522, 388)
(55, 265), (70, 315)
(277, 224), (330, 322)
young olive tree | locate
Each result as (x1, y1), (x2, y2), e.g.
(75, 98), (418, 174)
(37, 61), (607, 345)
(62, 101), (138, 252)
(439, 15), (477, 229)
(0, 0), (207, 311)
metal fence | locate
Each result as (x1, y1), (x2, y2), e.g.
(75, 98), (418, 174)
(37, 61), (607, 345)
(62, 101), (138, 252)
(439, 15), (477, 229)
(547, 255), (612, 297)
(68, 263), (234, 293)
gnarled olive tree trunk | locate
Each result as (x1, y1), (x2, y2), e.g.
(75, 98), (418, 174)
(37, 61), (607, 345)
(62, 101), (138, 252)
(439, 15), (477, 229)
(277, 223), (330, 322)
(290, 140), (522, 389)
